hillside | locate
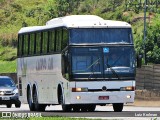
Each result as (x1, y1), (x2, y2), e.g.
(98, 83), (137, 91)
(0, 0), (160, 72)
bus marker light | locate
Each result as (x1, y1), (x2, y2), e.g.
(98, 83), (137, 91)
(120, 86), (135, 91)
(72, 88), (88, 92)
(76, 96), (81, 100)
(99, 96), (109, 100)
(126, 86), (134, 91)
(127, 95), (131, 98)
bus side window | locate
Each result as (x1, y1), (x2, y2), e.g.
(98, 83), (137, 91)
(34, 33), (36, 54)
(49, 30), (55, 53)
(24, 34), (29, 56)
(62, 29), (68, 50)
(30, 33), (35, 55)
(22, 35), (24, 56)
(18, 35), (23, 57)
(56, 29), (62, 52)
(43, 31), (48, 54)
(36, 32), (41, 55)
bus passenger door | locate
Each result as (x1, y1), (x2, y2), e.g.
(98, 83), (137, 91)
(62, 50), (71, 104)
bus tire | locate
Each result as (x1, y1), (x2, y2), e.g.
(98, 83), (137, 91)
(73, 105), (80, 112)
(62, 105), (72, 112)
(60, 93), (72, 112)
(87, 105), (96, 112)
(33, 89), (46, 111)
(6, 104), (12, 108)
(113, 103), (123, 112)
(81, 105), (88, 112)
(27, 87), (35, 111)
(58, 86), (71, 112)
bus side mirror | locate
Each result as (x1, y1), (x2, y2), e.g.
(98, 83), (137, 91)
(137, 54), (142, 68)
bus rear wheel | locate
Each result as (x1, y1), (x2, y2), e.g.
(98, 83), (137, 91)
(33, 90), (46, 111)
(27, 88), (35, 111)
(113, 103), (123, 112)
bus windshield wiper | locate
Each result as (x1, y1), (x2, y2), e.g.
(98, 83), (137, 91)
(88, 58), (100, 79)
(105, 58), (120, 79)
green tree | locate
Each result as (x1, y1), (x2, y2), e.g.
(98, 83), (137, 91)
(56, 0), (69, 17)
(145, 19), (160, 63)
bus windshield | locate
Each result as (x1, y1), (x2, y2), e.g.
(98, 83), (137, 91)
(70, 47), (135, 80)
(70, 28), (133, 44)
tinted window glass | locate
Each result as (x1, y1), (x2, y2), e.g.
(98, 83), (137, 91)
(70, 28), (133, 44)
(36, 32), (41, 55)
(24, 34), (29, 56)
(49, 30), (55, 52)
(56, 29), (62, 51)
(62, 29), (68, 50)
(0, 78), (15, 87)
(30, 33), (35, 55)
(42, 31), (48, 54)
(18, 35), (23, 57)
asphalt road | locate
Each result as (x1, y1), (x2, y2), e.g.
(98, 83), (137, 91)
(0, 104), (160, 118)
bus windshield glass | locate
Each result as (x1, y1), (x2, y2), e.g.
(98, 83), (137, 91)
(70, 47), (135, 80)
(70, 28), (133, 44)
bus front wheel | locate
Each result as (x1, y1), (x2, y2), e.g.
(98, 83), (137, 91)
(62, 105), (72, 112)
(60, 93), (71, 112)
(113, 103), (123, 112)
(87, 105), (96, 112)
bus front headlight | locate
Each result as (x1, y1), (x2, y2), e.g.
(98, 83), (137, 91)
(72, 88), (88, 92)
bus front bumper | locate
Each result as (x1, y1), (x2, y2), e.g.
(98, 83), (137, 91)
(70, 91), (135, 104)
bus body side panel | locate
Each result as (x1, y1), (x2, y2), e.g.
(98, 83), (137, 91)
(68, 81), (135, 104)
(17, 54), (66, 104)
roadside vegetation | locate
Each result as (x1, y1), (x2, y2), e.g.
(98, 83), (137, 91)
(0, 0), (160, 73)
(0, 114), (99, 120)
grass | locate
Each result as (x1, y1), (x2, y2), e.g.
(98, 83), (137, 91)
(0, 115), (98, 120)
(0, 60), (16, 73)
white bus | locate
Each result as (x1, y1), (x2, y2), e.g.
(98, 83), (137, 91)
(17, 15), (136, 112)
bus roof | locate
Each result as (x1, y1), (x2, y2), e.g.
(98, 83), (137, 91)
(18, 15), (131, 34)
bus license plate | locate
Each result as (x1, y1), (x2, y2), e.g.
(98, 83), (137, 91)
(2, 97), (10, 100)
(99, 96), (109, 100)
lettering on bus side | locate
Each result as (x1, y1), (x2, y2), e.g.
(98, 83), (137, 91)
(48, 58), (53, 70)
(36, 58), (47, 71)
(36, 58), (54, 71)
